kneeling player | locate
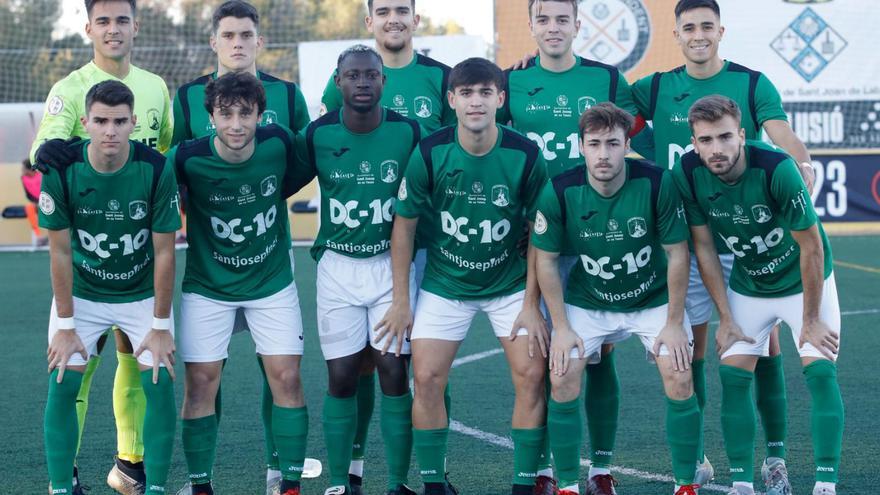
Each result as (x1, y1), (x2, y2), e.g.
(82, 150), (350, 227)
(384, 58), (550, 495)
(298, 45), (421, 495)
(533, 103), (701, 495)
(673, 96), (843, 495)
(41, 80), (180, 495)
(172, 73), (312, 495)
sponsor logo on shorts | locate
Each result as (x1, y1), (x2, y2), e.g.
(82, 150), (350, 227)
(39, 191), (56, 215)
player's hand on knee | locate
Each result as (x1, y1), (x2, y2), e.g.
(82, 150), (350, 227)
(714, 317), (755, 356)
(374, 301), (413, 357)
(47, 329), (87, 382)
(799, 319), (839, 360)
(510, 304), (549, 359)
(33, 137), (81, 174)
(654, 323), (691, 373)
(136, 329), (176, 383)
(549, 327), (583, 376)
(509, 50), (539, 70)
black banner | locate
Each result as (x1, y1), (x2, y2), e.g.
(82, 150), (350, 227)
(810, 153), (880, 222)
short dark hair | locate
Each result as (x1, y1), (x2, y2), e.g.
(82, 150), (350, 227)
(212, 0), (259, 32)
(85, 80), (135, 113)
(337, 44), (383, 70)
(527, 0), (578, 18)
(687, 95), (742, 132)
(367, 0), (415, 14)
(674, 0), (720, 19)
(578, 102), (634, 139)
(204, 72), (266, 115)
(448, 58), (505, 93)
(85, 0), (136, 17)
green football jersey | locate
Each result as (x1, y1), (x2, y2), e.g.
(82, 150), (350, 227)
(632, 60), (787, 170)
(396, 125), (548, 300)
(30, 62), (173, 161)
(171, 71), (310, 146)
(498, 56), (641, 179)
(672, 141), (833, 298)
(321, 53), (455, 133)
(38, 140), (181, 303)
(299, 109), (421, 261)
(170, 125), (302, 301)
(532, 159), (689, 311)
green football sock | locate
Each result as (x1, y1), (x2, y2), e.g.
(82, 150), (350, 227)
(720, 365), (756, 483)
(692, 358), (706, 461)
(114, 351), (146, 463)
(755, 354), (788, 460)
(804, 360), (844, 483)
(323, 395), (358, 488)
(512, 427), (545, 487)
(547, 398), (582, 488)
(140, 369), (176, 494)
(75, 356), (100, 456)
(381, 392), (413, 488)
(45, 370), (83, 494)
(666, 395), (701, 485)
(352, 373), (375, 461)
(413, 427), (448, 484)
(586, 349), (619, 468)
(272, 405), (309, 481)
(182, 415), (217, 486)
(257, 356), (279, 470)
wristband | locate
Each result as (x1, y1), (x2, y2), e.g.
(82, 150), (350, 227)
(152, 317), (172, 330)
(56, 316), (75, 329)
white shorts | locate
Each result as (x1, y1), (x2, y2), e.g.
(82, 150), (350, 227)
(48, 296), (173, 367)
(178, 281), (305, 362)
(564, 303), (694, 361)
(231, 249), (297, 337)
(317, 251), (416, 360)
(722, 274), (841, 361)
(685, 253), (734, 326)
(410, 289), (530, 342)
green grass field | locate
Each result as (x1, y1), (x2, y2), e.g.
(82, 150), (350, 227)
(2, 235), (879, 494)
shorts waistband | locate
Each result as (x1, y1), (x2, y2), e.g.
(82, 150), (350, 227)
(321, 249), (391, 265)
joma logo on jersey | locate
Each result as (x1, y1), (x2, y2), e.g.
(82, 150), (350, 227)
(129, 201), (148, 220)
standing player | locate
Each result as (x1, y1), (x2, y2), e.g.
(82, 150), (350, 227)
(320, 1), (454, 489)
(39, 80), (179, 495)
(30, 1), (173, 492)
(383, 58), (550, 495)
(672, 96), (843, 495)
(299, 45), (420, 495)
(170, 3), (312, 492)
(172, 72), (311, 495)
(631, 1), (815, 488)
(499, 2), (654, 491)
(532, 103), (700, 495)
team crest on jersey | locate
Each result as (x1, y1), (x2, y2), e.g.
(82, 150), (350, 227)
(129, 200), (148, 220)
(491, 185), (510, 207)
(147, 108), (160, 131)
(262, 110), (278, 125)
(574, 0), (651, 73)
(414, 97), (433, 118)
(39, 191), (55, 215)
(627, 217), (647, 238)
(261, 176), (278, 197)
(381, 160), (399, 183)
(398, 178), (408, 201)
(578, 96), (597, 115)
(535, 211), (548, 234)
(393, 94), (406, 107)
(47, 96), (64, 116)
(752, 205), (773, 223)
(360, 161), (372, 174)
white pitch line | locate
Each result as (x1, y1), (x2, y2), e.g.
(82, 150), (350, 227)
(447, 348), (735, 493)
